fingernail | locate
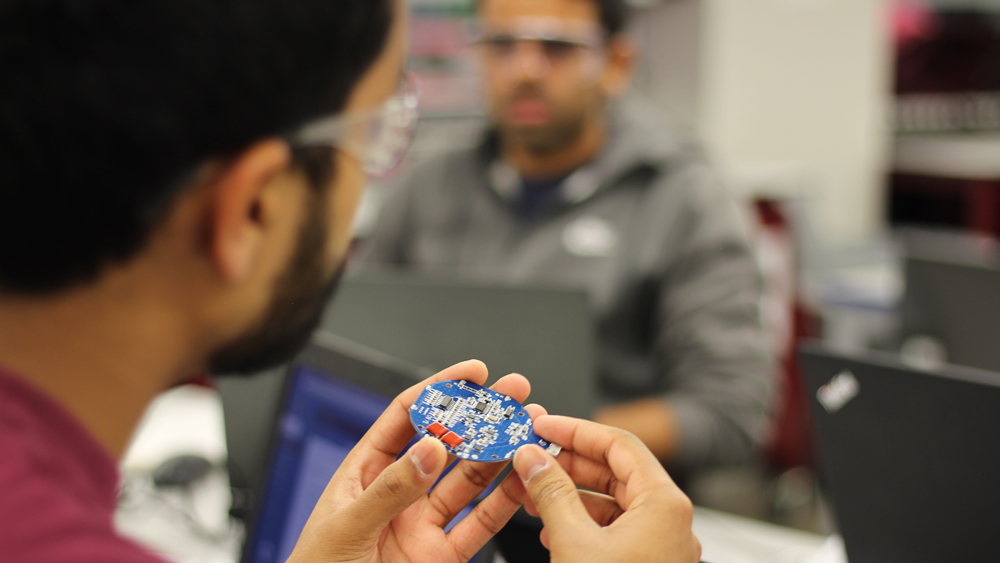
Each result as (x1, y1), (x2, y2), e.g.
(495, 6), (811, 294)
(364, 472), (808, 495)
(517, 445), (549, 483)
(409, 437), (437, 478)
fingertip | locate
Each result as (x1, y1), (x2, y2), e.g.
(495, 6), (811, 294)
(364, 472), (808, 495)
(513, 444), (551, 483)
(460, 359), (489, 384)
(464, 358), (487, 370)
(539, 527), (550, 550)
(492, 373), (531, 403)
(500, 372), (530, 389)
(530, 413), (572, 434)
(513, 445), (589, 535)
(409, 436), (447, 479)
(524, 403), (548, 418)
(434, 359), (489, 386)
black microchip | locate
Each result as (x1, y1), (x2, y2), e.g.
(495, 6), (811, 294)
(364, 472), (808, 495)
(504, 406), (515, 418)
(474, 401), (488, 413)
(436, 396), (454, 410)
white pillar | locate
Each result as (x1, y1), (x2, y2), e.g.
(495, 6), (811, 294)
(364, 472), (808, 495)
(632, 0), (893, 245)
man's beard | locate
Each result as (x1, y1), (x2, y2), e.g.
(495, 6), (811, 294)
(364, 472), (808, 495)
(208, 195), (344, 376)
(499, 88), (588, 156)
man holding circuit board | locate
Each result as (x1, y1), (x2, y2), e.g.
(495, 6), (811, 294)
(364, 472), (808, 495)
(0, 0), (701, 562)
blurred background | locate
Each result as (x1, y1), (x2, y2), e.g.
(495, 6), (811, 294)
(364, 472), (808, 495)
(357, 0), (989, 363)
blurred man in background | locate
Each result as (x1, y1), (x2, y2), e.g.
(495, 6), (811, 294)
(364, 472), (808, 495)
(365, 0), (773, 473)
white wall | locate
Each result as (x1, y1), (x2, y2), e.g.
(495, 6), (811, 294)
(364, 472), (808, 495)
(633, 0), (893, 245)
(630, 0), (702, 133)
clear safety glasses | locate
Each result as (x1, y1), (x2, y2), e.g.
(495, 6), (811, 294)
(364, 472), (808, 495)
(290, 73), (419, 178)
(472, 21), (606, 84)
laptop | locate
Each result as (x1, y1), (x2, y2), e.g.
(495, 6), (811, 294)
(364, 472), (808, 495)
(800, 344), (1000, 563)
(223, 333), (431, 563)
(320, 271), (596, 420)
(901, 256), (1000, 372)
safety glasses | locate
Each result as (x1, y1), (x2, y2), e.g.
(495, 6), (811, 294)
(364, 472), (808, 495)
(290, 73), (419, 178)
(471, 19), (606, 82)
(475, 33), (603, 57)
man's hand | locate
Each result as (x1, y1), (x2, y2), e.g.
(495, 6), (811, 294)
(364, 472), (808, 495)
(594, 397), (680, 462)
(512, 415), (701, 563)
(285, 359), (537, 563)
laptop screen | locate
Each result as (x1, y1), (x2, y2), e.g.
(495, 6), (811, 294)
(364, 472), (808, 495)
(801, 345), (1000, 562)
(246, 364), (391, 563)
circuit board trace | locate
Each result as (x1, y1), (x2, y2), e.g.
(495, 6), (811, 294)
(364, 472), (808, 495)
(409, 380), (562, 461)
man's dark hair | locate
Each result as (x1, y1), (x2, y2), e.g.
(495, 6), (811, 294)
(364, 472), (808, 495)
(476, 0), (630, 38)
(0, 0), (393, 294)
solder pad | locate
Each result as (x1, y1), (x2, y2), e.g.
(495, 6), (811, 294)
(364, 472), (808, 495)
(409, 380), (562, 462)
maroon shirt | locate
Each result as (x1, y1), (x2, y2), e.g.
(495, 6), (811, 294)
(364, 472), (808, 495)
(0, 368), (165, 562)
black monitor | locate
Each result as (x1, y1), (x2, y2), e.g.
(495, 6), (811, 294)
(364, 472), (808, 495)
(901, 256), (1000, 371)
(800, 344), (1000, 563)
(321, 271), (596, 420)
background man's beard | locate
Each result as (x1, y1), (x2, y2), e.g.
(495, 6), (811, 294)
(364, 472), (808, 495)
(503, 112), (587, 156)
(497, 85), (589, 157)
(208, 197), (344, 376)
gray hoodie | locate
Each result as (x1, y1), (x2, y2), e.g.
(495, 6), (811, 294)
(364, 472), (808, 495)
(360, 105), (773, 470)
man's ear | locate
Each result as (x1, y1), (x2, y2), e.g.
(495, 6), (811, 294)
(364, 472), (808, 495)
(205, 139), (292, 283)
(601, 35), (637, 98)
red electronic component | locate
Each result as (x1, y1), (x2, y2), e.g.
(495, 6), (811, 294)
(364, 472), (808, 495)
(441, 432), (464, 448)
(427, 422), (448, 438)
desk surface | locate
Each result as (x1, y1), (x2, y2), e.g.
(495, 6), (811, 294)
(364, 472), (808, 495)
(693, 508), (841, 563)
(119, 385), (837, 563)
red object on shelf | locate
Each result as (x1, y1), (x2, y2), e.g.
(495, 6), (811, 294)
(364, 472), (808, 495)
(967, 181), (1000, 235)
(755, 200), (821, 471)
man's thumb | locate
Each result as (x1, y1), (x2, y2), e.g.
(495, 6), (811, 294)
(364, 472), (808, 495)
(513, 445), (591, 535)
(340, 436), (448, 537)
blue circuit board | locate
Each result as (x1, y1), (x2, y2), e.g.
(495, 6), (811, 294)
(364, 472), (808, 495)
(409, 380), (562, 462)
